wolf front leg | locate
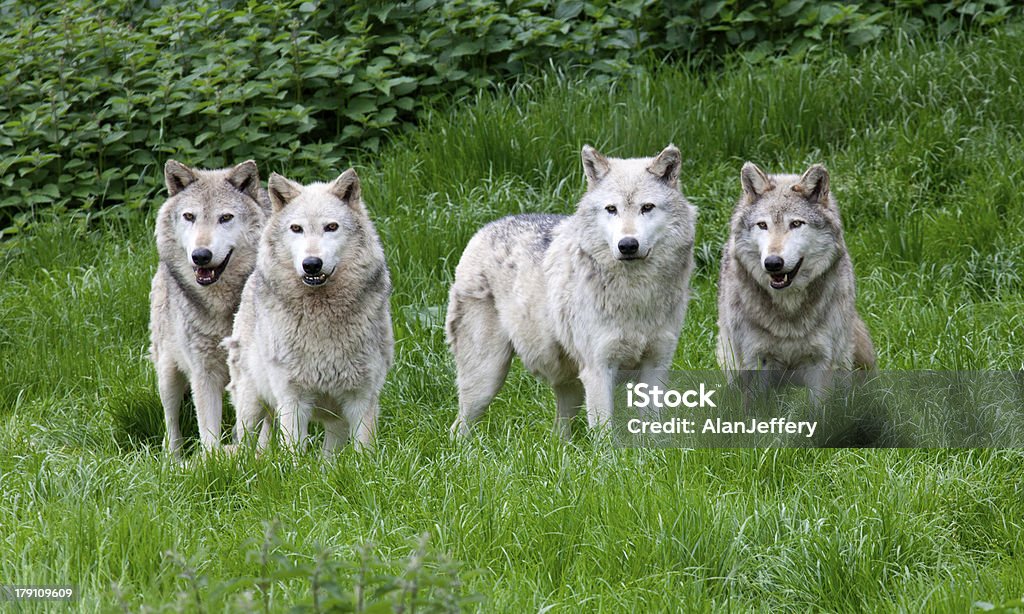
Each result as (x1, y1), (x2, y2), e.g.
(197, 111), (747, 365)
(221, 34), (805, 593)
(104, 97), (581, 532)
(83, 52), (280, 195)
(803, 366), (836, 413)
(553, 380), (584, 439)
(321, 418), (349, 457)
(579, 365), (615, 431)
(277, 393), (313, 453)
(343, 391), (380, 453)
(637, 344), (676, 398)
(231, 375), (269, 450)
(191, 369), (227, 451)
(156, 358), (187, 454)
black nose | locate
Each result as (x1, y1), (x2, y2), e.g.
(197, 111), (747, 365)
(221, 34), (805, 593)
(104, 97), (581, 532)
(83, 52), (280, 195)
(191, 248), (213, 266)
(302, 257), (323, 275)
(618, 237), (639, 256)
(764, 256), (785, 272)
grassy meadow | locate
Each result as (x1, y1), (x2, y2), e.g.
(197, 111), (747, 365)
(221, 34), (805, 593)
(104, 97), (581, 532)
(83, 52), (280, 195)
(2, 28), (1024, 612)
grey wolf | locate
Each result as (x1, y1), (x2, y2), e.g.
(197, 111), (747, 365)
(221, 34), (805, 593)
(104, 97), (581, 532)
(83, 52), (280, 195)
(716, 162), (876, 396)
(446, 145), (697, 437)
(149, 159), (270, 453)
(225, 169), (393, 454)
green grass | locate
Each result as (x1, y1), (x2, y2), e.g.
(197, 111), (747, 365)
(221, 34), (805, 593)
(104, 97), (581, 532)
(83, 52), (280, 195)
(2, 28), (1024, 612)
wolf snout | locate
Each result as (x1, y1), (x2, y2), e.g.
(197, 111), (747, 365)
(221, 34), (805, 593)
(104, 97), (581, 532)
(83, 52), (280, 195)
(192, 248), (213, 266)
(763, 255), (785, 272)
(618, 237), (640, 257)
(302, 257), (323, 275)
(300, 256), (330, 286)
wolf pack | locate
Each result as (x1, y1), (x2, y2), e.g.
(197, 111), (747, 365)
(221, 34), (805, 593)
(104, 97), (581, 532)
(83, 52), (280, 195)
(150, 144), (875, 456)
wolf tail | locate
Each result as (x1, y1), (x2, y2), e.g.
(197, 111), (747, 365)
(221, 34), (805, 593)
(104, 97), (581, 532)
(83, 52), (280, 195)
(852, 317), (877, 371)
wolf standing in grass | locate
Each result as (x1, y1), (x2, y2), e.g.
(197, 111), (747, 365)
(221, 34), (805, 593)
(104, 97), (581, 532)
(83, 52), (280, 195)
(447, 145), (697, 437)
(717, 162), (875, 394)
(225, 170), (392, 454)
(150, 160), (270, 453)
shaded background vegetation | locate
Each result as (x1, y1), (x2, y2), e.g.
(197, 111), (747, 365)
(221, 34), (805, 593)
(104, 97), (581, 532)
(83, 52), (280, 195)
(0, 0), (1020, 233)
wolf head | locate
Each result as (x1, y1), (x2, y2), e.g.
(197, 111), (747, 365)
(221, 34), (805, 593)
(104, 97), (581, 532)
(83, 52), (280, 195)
(264, 169), (372, 288)
(156, 160), (267, 287)
(575, 144), (694, 263)
(730, 162), (844, 292)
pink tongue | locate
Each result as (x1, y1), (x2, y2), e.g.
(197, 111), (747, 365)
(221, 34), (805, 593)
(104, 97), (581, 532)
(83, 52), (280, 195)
(197, 268), (214, 280)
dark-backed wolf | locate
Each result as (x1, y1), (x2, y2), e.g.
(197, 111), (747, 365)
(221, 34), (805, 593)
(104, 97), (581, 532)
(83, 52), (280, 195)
(150, 160), (269, 453)
(716, 162), (875, 397)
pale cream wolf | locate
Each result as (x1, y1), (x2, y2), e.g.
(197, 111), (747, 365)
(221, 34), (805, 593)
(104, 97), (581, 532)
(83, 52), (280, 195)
(149, 160), (270, 453)
(717, 162), (875, 396)
(225, 170), (393, 454)
(447, 145), (697, 437)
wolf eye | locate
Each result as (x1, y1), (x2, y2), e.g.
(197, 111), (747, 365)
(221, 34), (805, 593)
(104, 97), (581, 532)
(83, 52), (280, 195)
(605, 205), (617, 215)
(182, 212), (195, 222)
(324, 222), (339, 232)
(790, 220), (805, 229)
(219, 213), (234, 224)
(290, 224), (303, 234)
(640, 203), (655, 214)
(756, 222), (768, 230)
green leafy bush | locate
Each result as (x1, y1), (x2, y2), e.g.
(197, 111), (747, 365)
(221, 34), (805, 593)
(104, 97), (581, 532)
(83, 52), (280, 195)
(0, 0), (1019, 233)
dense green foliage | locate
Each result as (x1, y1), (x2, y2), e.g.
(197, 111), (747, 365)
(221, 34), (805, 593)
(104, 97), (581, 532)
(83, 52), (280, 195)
(1, 0), (1021, 233)
(2, 25), (1023, 610)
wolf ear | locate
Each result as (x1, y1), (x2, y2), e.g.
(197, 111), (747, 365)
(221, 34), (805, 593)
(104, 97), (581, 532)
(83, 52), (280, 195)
(268, 173), (303, 212)
(164, 160), (197, 197)
(226, 160), (261, 201)
(647, 144), (682, 186)
(581, 145), (611, 188)
(794, 164), (830, 204)
(740, 162), (772, 201)
(328, 168), (361, 207)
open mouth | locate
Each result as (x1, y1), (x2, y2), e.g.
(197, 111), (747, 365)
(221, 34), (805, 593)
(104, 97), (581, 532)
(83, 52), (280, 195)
(301, 272), (330, 287)
(194, 250), (232, 286)
(768, 258), (803, 290)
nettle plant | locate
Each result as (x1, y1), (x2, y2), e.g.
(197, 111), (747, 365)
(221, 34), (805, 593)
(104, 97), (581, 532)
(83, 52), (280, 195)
(129, 523), (477, 613)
